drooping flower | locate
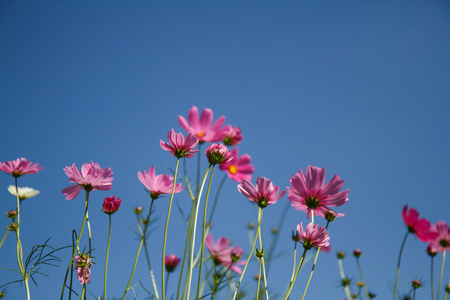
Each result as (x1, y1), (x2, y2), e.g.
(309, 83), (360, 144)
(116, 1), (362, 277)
(7, 186), (40, 200)
(62, 162), (113, 200)
(75, 255), (92, 284)
(102, 196), (122, 215)
(0, 158), (43, 177)
(138, 166), (183, 200)
(160, 129), (199, 159)
(238, 177), (286, 208)
(402, 205), (437, 242)
(205, 233), (246, 274)
(178, 106), (231, 143)
(288, 166), (349, 219)
(297, 222), (330, 250)
(428, 221), (450, 253)
(218, 147), (254, 182)
(205, 144), (233, 165)
(165, 254), (181, 273)
(223, 126), (243, 146)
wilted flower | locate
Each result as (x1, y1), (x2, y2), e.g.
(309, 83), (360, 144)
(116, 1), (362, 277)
(8, 185), (40, 200)
(297, 222), (330, 250)
(75, 255), (92, 284)
(288, 166), (349, 219)
(62, 162), (113, 200)
(102, 196), (121, 215)
(205, 144), (232, 165)
(238, 177), (286, 208)
(223, 126), (243, 146)
(205, 234), (246, 274)
(165, 254), (181, 273)
(178, 106), (231, 143)
(218, 147), (254, 182)
(402, 205), (437, 242)
(0, 158), (43, 177)
(160, 129), (199, 159)
(429, 221), (450, 253)
(138, 166), (183, 200)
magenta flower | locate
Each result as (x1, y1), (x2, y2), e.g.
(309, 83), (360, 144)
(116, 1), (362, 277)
(205, 143), (233, 165)
(75, 255), (92, 284)
(165, 254), (181, 273)
(0, 158), (43, 177)
(238, 177), (286, 208)
(62, 162), (113, 200)
(178, 106), (231, 143)
(223, 126), (243, 146)
(102, 196), (122, 215)
(205, 233), (246, 274)
(288, 166), (349, 219)
(402, 205), (438, 242)
(428, 221), (450, 253)
(160, 129), (199, 159)
(297, 222), (330, 250)
(219, 147), (254, 182)
(138, 166), (183, 199)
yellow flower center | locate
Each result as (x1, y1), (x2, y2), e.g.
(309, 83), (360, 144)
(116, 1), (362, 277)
(229, 165), (238, 174)
(197, 132), (205, 138)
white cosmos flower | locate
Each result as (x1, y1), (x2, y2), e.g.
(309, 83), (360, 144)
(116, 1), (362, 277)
(8, 185), (40, 200)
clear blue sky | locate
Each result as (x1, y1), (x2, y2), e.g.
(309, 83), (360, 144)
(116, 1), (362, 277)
(1, 1), (450, 299)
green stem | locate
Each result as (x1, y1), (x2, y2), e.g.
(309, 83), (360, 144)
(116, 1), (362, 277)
(207, 173), (227, 225)
(256, 258), (262, 300)
(122, 198), (155, 300)
(284, 249), (308, 300)
(432, 256), (435, 300)
(162, 158), (180, 300)
(0, 229), (8, 249)
(185, 165), (211, 300)
(196, 165), (216, 299)
(356, 257), (370, 300)
(437, 250), (446, 300)
(257, 213), (269, 300)
(289, 242), (298, 284)
(393, 231), (410, 300)
(301, 247), (321, 300)
(338, 258), (353, 300)
(104, 214), (112, 300)
(232, 208), (264, 300)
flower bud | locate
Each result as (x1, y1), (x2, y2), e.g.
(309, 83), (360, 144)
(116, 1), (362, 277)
(0, 290), (5, 298)
(256, 248), (264, 258)
(411, 279), (421, 289)
(223, 126), (243, 146)
(7, 222), (18, 232)
(445, 284), (450, 293)
(291, 231), (300, 242)
(427, 244), (438, 257)
(271, 228), (279, 235)
(325, 209), (337, 222)
(134, 206), (143, 215)
(336, 251), (345, 259)
(205, 144), (233, 165)
(165, 254), (181, 273)
(353, 249), (362, 258)
(102, 196), (121, 215)
(248, 222), (256, 229)
(341, 277), (351, 287)
(356, 281), (365, 287)
(7, 210), (17, 218)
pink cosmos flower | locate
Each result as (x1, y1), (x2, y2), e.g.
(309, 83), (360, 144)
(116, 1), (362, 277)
(75, 255), (92, 284)
(102, 196), (122, 215)
(165, 254), (181, 273)
(288, 166), (349, 219)
(160, 129), (199, 159)
(223, 126), (243, 146)
(218, 147), (254, 182)
(178, 106), (231, 143)
(428, 221), (450, 253)
(205, 234), (246, 274)
(0, 158), (43, 177)
(62, 162), (113, 200)
(402, 205), (437, 242)
(238, 177), (286, 208)
(205, 144), (233, 165)
(138, 166), (183, 199)
(297, 222), (330, 250)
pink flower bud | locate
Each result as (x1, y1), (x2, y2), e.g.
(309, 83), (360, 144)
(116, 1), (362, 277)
(102, 196), (121, 215)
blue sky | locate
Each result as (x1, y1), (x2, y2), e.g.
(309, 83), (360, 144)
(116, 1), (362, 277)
(1, 1), (450, 299)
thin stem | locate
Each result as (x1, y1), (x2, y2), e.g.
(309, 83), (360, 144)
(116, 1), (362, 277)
(432, 256), (435, 300)
(86, 210), (92, 257)
(284, 249), (308, 300)
(0, 229), (8, 249)
(437, 250), (446, 300)
(104, 214), (112, 300)
(301, 247), (321, 300)
(186, 164), (211, 300)
(356, 257), (370, 300)
(289, 242), (298, 284)
(162, 158), (180, 300)
(207, 174), (227, 225)
(122, 198), (156, 300)
(257, 213), (269, 300)
(338, 258), (353, 300)
(232, 208), (264, 300)
(196, 165), (216, 299)
(256, 258), (262, 300)
(196, 143), (202, 193)
(393, 231), (410, 300)
(137, 215), (159, 299)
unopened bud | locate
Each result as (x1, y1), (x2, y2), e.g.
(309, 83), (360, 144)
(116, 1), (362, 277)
(356, 281), (365, 287)
(337, 251), (345, 259)
(7, 210), (17, 218)
(341, 277), (351, 287)
(256, 248), (264, 258)
(7, 222), (18, 232)
(353, 249), (362, 258)
(325, 209), (337, 222)
(427, 244), (438, 257)
(271, 228), (279, 234)
(445, 284), (450, 293)
(411, 279), (421, 289)
(291, 231), (300, 242)
(134, 206), (143, 215)
(248, 222), (256, 229)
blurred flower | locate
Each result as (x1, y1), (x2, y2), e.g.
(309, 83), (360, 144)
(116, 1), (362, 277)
(353, 249), (362, 258)
(7, 185), (39, 200)
(205, 233), (246, 274)
(218, 147), (254, 182)
(321, 244), (332, 252)
(0, 158), (43, 178)
(178, 106), (231, 143)
(160, 129), (199, 159)
(238, 177), (286, 208)
(138, 166), (183, 200)
(165, 254), (181, 273)
(102, 196), (121, 215)
(402, 205), (437, 242)
(288, 166), (349, 219)
(429, 221), (450, 253)
(134, 206), (143, 215)
(75, 255), (92, 284)
(62, 162), (113, 200)
(356, 281), (365, 287)
(427, 244), (438, 257)
(223, 126), (243, 146)
(411, 279), (421, 289)
(297, 222), (330, 250)
(205, 144), (232, 165)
